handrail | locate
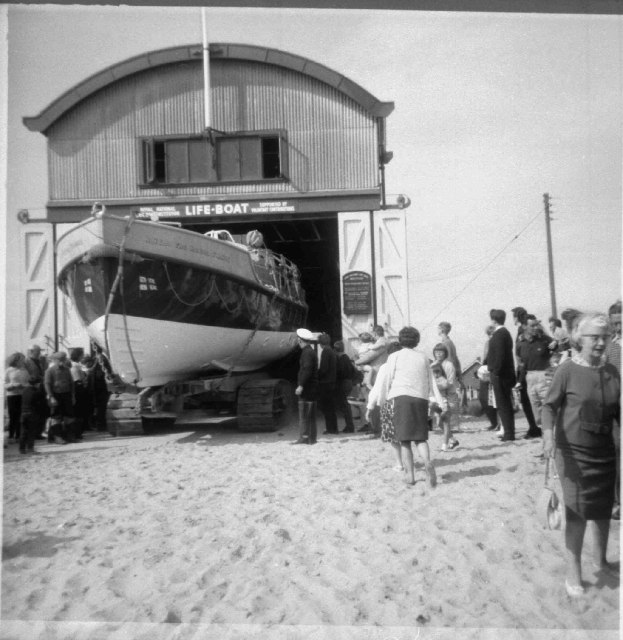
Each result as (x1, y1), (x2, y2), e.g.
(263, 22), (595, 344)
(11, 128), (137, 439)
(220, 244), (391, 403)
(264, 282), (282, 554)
(247, 246), (304, 303)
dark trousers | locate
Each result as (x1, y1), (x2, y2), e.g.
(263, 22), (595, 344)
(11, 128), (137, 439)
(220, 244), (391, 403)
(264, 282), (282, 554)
(369, 405), (381, 436)
(19, 413), (36, 451)
(47, 417), (67, 443)
(32, 388), (48, 437)
(518, 375), (539, 432)
(7, 395), (22, 439)
(74, 386), (92, 436)
(478, 381), (498, 428)
(335, 380), (355, 431)
(318, 383), (338, 433)
(93, 392), (110, 431)
(48, 392), (76, 442)
(491, 374), (515, 438)
(298, 400), (317, 444)
(614, 425), (620, 508)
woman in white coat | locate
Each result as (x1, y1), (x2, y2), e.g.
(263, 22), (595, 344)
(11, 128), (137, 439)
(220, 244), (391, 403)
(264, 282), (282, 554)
(366, 326), (443, 487)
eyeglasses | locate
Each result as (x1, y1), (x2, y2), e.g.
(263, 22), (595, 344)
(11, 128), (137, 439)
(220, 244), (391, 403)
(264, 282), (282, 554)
(581, 334), (610, 342)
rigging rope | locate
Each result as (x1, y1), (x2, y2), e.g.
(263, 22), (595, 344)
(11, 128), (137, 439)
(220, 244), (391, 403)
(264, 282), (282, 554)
(210, 285), (282, 392)
(102, 209), (142, 385)
(163, 260), (284, 324)
(99, 211), (297, 393)
(421, 210), (542, 330)
(163, 264), (218, 307)
(159, 241), (290, 391)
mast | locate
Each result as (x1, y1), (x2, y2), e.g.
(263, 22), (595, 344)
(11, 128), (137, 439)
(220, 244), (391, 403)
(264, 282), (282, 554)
(202, 7), (211, 131)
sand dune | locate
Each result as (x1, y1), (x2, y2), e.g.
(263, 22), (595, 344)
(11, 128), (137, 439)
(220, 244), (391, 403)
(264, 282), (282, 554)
(1, 414), (619, 639)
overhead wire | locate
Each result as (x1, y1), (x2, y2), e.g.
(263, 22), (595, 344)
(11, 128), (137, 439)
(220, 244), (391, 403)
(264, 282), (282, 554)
(412, 252), (494, 283)
(421, 210), (543, 330)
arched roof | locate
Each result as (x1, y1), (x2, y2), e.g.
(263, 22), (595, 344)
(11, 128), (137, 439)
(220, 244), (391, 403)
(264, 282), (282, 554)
(23, 43), (394, 133)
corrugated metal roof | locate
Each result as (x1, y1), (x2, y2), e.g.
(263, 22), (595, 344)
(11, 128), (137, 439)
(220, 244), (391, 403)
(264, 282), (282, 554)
(23, 43), (394, 134)
(45, 58), (380, 200)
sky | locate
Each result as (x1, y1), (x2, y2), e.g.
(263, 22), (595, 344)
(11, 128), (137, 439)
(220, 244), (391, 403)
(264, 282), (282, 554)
(3, 4), (622, 365)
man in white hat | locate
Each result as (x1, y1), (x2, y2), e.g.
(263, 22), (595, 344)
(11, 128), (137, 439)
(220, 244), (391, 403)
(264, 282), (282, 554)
(292, 328), (318, 445)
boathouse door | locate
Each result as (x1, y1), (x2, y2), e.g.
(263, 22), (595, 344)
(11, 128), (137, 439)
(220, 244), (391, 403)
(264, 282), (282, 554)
(20, 223), (55, 353)
(338, 210), (409, 356)
(338, 210), (409, 355)
(20, 222), (91, 354)
(373, 209), (410, 335)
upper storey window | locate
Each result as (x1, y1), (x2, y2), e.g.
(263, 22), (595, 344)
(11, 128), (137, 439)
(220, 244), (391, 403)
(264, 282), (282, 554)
(140, 131), (288, 187)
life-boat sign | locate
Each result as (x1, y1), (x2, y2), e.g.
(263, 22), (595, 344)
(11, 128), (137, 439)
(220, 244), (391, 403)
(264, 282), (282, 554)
(342, 271), (372, 315)
(131, 201), (296, 219)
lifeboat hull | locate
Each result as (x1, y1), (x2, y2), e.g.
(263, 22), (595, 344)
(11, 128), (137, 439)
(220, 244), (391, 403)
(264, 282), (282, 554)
(56, 214), (308, 387)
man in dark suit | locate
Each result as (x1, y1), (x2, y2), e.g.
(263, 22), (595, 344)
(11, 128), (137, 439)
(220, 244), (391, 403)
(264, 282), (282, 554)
(317, 333), (338, 434)
(24, 343), (48, 439)
(485, 309), (517, 441)
(292, 328), (319, 445)
(334, 340), (356, 433)
(511, 306), (542, 438)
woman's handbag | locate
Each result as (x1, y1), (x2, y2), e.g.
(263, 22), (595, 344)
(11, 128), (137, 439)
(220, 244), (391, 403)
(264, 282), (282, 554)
(537, 457), (562, 530)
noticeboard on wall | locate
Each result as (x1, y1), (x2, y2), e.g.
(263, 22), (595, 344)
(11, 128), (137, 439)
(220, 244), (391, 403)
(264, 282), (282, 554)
(342, 271), (372, 315)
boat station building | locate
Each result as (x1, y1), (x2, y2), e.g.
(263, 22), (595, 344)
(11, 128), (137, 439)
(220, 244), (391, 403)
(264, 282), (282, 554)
(18, 43), (410, 355)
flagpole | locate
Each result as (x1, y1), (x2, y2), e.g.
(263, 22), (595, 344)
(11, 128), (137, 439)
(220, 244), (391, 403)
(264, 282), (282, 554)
(202, 7), (211, 131)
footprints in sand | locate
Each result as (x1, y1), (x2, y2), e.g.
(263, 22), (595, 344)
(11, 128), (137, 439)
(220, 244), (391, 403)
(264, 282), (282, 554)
(25, 588), (45, 610)
(2, 425), (619, 628)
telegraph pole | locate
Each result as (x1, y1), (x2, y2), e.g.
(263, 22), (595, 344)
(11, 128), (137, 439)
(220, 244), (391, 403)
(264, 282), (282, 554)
(543, 193), (557, 318)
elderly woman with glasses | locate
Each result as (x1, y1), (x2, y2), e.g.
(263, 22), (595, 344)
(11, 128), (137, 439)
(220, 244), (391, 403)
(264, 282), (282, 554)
(542, 312), (620, 598)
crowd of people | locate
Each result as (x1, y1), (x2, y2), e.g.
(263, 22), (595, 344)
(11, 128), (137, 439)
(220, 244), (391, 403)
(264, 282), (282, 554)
(4, 300), (621, 600)
(290, 300), (620, 599)
(291, 320), (468, 456)
(3, 343), (113, 453)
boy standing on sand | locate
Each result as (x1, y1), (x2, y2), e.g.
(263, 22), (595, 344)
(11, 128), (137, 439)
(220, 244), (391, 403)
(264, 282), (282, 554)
(438, 322), (463, 389)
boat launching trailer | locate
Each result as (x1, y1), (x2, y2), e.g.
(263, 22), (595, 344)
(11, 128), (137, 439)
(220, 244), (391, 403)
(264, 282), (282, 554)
(106, 372), (294, 436)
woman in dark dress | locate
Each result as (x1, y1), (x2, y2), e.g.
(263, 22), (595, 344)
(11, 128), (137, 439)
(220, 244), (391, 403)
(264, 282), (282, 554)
(542, 312), (620, 598)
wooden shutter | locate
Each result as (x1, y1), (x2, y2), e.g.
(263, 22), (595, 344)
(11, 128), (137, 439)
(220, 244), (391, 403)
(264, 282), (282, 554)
(188, 138), (213, 183)
(240, 136), (260, 180)
(165, 140), (189, 184)
(217, 137), (240, 181)
(142, 139), (154, 184)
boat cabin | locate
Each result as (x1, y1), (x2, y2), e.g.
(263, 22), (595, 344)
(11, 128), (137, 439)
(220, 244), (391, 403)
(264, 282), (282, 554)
(204, 230), (236, 243)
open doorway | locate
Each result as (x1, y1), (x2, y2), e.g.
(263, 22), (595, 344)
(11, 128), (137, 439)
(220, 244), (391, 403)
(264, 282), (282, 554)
(189, 215), (343, 342)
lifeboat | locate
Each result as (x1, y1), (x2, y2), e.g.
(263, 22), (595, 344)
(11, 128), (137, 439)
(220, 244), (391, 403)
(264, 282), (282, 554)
(56, 206), (308, 387)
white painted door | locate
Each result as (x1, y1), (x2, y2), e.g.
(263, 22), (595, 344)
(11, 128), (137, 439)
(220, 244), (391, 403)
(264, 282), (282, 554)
(338, 210), (410, 356)
(373, 209), (410, 338)
(55, 223), (91, 352)
(337, 211), (374, 356)
(20, 223), (55, 353)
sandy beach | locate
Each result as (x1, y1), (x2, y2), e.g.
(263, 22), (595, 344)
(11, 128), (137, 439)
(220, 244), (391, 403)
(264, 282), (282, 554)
(1, 410), (619, 640)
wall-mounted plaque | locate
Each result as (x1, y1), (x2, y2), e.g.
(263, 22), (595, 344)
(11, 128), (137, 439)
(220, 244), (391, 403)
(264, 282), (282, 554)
(342, 271), (372, 315)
